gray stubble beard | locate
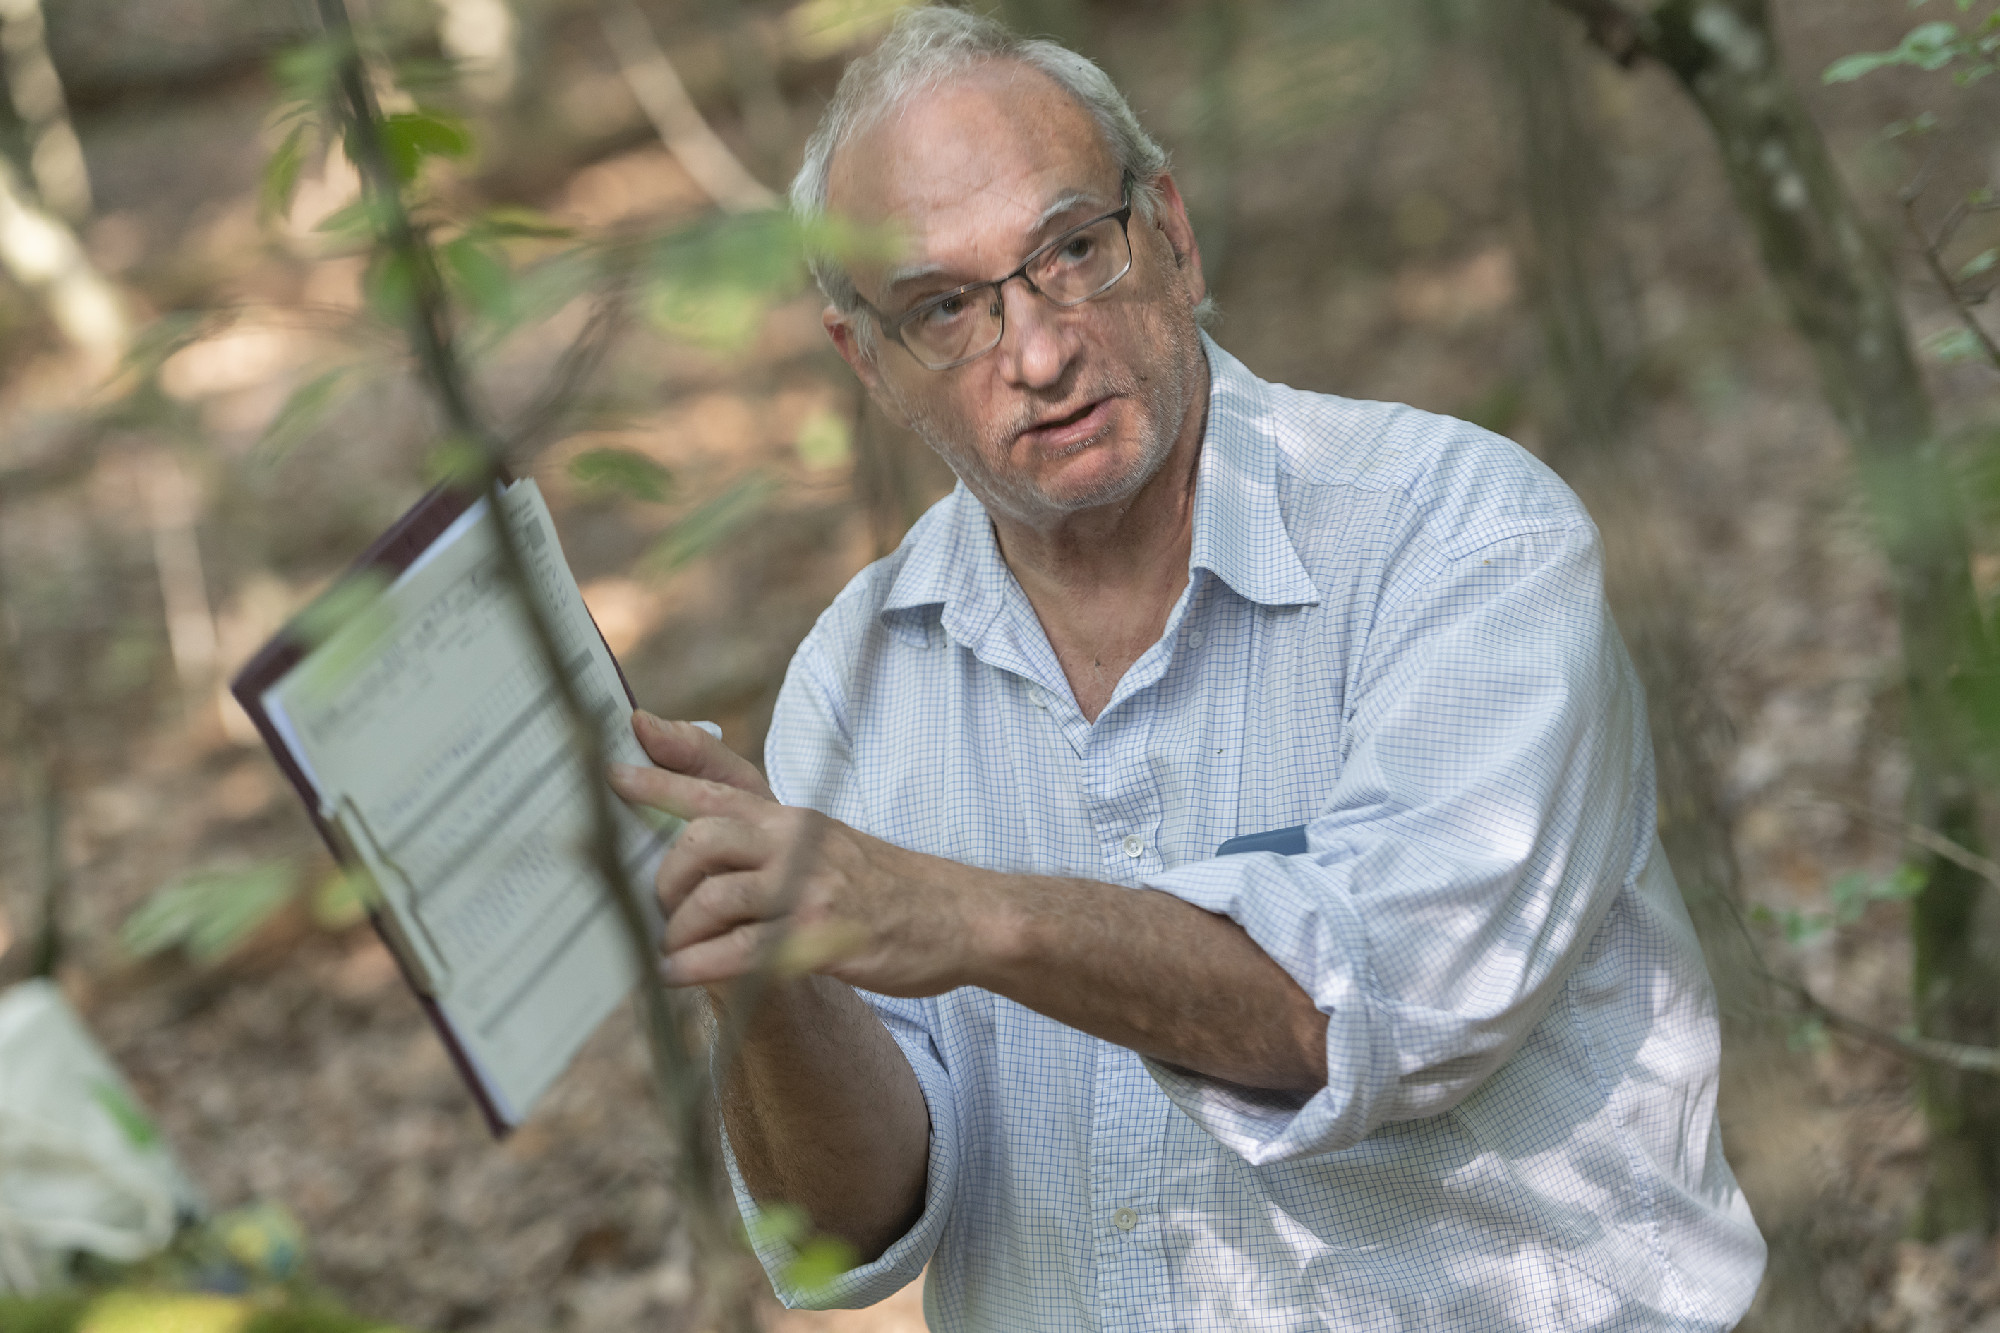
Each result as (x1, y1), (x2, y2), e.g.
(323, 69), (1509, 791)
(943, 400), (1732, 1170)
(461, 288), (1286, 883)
(885, 300), (1206, 530)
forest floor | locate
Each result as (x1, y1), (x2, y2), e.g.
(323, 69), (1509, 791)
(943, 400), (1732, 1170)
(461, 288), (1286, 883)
(4, 1), (2000, 1329)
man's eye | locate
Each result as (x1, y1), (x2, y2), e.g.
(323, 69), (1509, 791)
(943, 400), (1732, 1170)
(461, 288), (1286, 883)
(1059, 234), (1096, 262)
(918, 295), (970, 326)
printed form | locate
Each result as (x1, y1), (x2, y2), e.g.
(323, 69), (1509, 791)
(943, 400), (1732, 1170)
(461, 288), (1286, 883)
(263, 481), (676, 1124)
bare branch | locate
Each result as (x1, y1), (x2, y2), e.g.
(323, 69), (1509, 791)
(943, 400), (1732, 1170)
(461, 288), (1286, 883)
(1546, 0), (1653, 67)
(1772, 971), (2000, 1075)
(0, 0), (92, 220)
(1904, 193), (2000, 375)
(597, 0), (778, 214)
(1816, 794), (2000, 892)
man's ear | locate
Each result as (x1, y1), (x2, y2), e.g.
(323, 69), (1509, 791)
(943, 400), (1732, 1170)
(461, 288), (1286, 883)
(824, 306), (913, 430)
(1145, 173), (1207, 311)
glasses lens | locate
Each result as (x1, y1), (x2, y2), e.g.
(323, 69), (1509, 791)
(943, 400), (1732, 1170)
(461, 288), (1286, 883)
(900, 287), (1003, 368)
(1031, 215), (1132, 305)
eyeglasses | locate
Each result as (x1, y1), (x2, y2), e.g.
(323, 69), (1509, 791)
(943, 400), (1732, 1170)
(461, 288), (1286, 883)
(860, 190), (1135, 371)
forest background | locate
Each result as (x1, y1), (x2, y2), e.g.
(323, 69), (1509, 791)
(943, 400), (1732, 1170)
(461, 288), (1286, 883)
(0, 0), (1996, 1329)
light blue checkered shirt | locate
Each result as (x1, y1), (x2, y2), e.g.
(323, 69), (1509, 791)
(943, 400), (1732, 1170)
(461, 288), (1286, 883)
(733, 336), (1766, 1329)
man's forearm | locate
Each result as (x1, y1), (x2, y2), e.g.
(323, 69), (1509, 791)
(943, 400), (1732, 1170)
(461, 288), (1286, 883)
(963, 871), (1329, 1094)
(712, 974), (930, 1262)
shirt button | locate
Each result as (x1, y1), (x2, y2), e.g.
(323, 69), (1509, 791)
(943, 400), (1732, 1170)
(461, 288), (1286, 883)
(1189, 630), (1206, 648)
(1113, 1207), (1138, 1231)
(1029, 686), (1048, 709)
(1122, 834), (1145, 858)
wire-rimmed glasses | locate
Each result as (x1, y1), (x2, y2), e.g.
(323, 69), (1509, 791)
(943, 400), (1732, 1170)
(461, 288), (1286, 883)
(862, 191), (1136, 370)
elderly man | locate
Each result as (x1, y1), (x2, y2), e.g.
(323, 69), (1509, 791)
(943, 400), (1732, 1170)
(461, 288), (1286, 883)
(609, 7), (1766, 1328)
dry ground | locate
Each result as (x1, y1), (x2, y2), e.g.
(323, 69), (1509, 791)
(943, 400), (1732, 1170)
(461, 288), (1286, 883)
(4, 1), (2000, 1329)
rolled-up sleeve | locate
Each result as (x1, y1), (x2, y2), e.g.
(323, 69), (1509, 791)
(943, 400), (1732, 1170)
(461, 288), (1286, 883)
(1145, 521), (1650, 1164)
(721, 991), (958, 1308)
(721, 640), (957, 1308)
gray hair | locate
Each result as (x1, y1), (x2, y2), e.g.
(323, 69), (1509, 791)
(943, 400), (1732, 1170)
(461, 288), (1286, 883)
(790, 5), (1171, 324)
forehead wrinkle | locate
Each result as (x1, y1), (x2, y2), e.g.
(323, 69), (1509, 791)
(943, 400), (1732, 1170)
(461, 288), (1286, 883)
(830, 65), (1118, 301)
(880, 184), (1113, 296)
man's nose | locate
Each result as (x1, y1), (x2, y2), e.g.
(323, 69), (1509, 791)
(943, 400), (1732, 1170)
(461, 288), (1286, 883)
(992, 276), (1073, 390)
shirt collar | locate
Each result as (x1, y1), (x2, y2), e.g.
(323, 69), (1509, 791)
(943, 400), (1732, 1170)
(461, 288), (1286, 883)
(1189, 334), (1321, 608)
(880, 331), (1321, 633)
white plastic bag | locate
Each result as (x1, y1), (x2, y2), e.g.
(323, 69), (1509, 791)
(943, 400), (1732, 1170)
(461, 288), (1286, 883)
(0, 979), (203, 1292)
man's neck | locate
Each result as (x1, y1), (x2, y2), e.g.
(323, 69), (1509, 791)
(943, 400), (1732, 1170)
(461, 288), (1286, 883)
(987, 369), (1209, 720)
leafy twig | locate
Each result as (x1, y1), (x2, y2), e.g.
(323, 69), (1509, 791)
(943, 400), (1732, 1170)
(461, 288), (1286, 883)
(1903, 190), (2000, 374)
(1774, 969), (2000, 1074)
(311, 2), (756, 1322)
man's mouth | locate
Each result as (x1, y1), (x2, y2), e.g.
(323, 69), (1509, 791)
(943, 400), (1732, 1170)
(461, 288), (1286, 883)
(1018, 398), (1113, 454)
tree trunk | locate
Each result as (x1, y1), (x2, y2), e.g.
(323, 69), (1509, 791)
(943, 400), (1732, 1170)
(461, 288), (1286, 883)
(1555, 0), (2000, 1237)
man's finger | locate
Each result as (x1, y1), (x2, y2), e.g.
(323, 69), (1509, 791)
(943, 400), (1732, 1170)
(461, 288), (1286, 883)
(660, 919), (783, 988)
(609, 760), (764, 823)
(661, 879), (782, 968)
(654, 817), (769, 916)
(631, 711), (772, 799)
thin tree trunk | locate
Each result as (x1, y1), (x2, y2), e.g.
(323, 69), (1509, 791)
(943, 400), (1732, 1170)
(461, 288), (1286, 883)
(0, 0), (90, 221)
(1554, 0), (2000, 1238)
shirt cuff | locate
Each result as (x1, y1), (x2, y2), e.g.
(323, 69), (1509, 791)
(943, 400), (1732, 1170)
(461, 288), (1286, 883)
(1142, 850), (1397, 1164)
(720, 1008), (957, 1309)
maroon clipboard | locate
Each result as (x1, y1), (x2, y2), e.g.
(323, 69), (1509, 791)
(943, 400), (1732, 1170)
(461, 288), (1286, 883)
(230, 480), (639, 1137)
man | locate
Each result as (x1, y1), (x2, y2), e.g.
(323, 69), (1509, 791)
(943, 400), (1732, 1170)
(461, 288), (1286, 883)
(608, 7), (1766, 1328)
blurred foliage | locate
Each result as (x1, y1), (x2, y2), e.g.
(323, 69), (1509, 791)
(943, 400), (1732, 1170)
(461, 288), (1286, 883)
(0, 1202), (407, 1332)
(0, 1291), (411, 1333)
(745, 1203), (856, 1301)
(644, 475), (779, 572)
(1825, 2), (2000, 86)
(1751, 864), (1927, 947)
(567, 448), (675, 503)
(120, 864), (298, 965)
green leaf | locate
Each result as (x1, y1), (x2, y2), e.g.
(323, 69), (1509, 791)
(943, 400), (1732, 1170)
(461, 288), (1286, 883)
(255, 367), (354, 462)
(441, 236), (511, 322)
(1779, 907), (1829, 946)
(424, 435), (492, 488)
(499, 247), (604, 331)
(1826, 20), (1969, 80)
(745, 1202), (811, 1252)
(261, 121), (311, 223)
(1960, 248), (1998, 280)
(272, 37), (346, 108)
(1925, 326), (1987, 362)
(363, 247), (418, 324)
(311, 868), (375, 930)
(121, 861), (299, 963)
(1826, 50), (1908, 82)
(374, 110), (472, 184)
(568, 448), (676, 503)
(468, 206), (576, 241)
(783, 1234), (858, 1299)
(645, 212), (821, 352)
(644, 475), (778, 572)
(292, 569), (395, 697)
(1786, 1015), (1831, 1055)
(313, 195), (394, 242)
(90, 1080), (161, 1150)
(794, 408), (852, 470)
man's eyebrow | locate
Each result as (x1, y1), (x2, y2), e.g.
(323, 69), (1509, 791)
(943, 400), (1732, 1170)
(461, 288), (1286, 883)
(879, 188), (1117, 300)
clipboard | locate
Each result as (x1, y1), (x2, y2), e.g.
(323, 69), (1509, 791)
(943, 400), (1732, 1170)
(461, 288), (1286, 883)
(230, 479), (645, 1137)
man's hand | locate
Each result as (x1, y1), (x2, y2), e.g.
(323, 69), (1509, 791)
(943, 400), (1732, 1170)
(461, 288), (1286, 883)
(611, 711), (989, 996)
(613, 707), (1326, 1093)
